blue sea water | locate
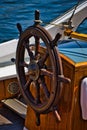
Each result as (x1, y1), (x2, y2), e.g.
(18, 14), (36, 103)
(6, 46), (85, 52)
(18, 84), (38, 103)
(0, 0), (86, 43)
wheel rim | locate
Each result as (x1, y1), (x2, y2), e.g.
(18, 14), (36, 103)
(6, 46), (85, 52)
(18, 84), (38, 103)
(16, 25), (62, 113)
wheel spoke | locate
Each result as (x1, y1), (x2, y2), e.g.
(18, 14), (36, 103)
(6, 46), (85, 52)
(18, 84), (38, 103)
(23, 41), (34, 60)
(27, 45), (34, 60)
(24, 78), (32, 91)
(35, 36), (40, 56)
(20, 61), (29, 68)
(35, 81), (41, 104)
(40, 68), (53, 78)
(38, 52), (49, 67)
(39, 77), (50, 98)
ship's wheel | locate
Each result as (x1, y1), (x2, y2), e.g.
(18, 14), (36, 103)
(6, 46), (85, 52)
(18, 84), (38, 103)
(16, 25), (62, 111)
(16, 11), (70, 125)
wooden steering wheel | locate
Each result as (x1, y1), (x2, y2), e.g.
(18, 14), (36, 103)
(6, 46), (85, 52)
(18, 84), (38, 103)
(16, 24), (63, 114)
(16, 11), (69, 117)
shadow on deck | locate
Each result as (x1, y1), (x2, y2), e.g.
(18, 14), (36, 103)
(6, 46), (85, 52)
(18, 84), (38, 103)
(0, 105), (25, 130)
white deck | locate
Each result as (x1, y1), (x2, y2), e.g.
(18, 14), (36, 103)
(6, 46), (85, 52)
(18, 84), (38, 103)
(0, 39), (17, 81)
(0, 64), (16, 81)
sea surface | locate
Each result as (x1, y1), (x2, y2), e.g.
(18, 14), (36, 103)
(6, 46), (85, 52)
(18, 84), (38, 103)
(0, 0), (86, 43)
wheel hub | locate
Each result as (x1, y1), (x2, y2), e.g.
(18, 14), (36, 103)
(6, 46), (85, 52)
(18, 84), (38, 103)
(28, 60), (40, 81)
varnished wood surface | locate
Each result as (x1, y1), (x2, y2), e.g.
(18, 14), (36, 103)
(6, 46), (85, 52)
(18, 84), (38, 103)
(25, 54), (87, 130)
(0, 105), (24, 130)
(0, 78), (19, 100)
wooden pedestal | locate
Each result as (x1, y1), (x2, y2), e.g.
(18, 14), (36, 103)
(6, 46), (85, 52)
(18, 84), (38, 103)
(25, 53), (87, 130)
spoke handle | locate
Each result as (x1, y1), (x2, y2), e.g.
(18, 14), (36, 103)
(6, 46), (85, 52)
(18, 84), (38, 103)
(36, 113), (40, 126)
(17, 23), (22, 35)
(35, 10), (39, 20)
(54, 110), (61, 121)
(34, 10), (42, 25)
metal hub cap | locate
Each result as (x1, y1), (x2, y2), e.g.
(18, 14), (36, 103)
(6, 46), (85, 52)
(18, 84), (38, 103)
(28, 60), (40, 81)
